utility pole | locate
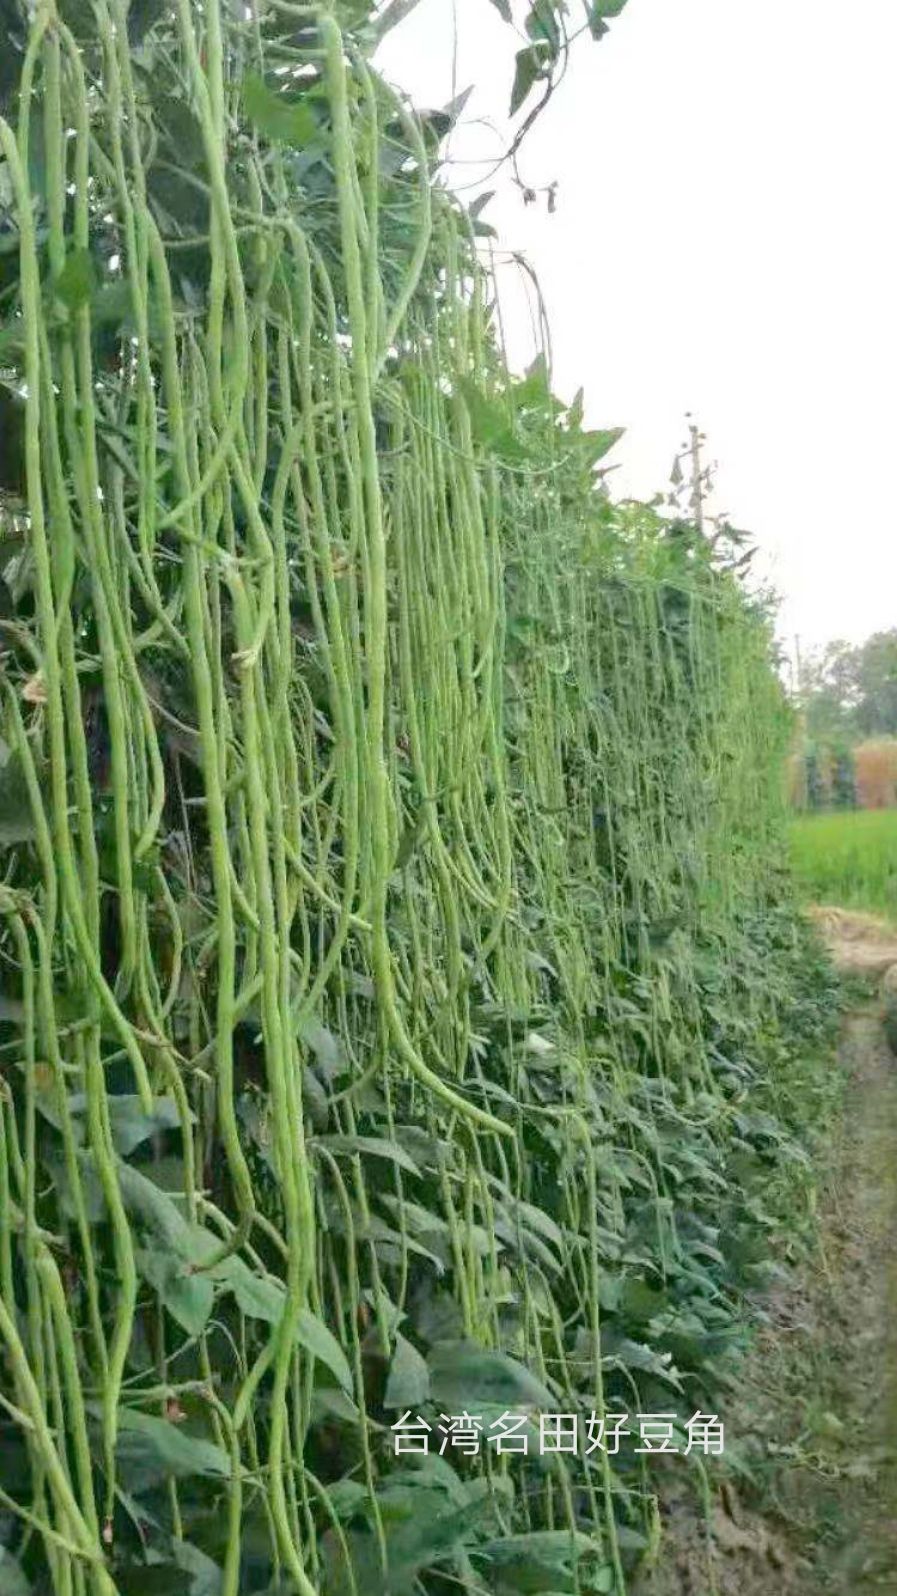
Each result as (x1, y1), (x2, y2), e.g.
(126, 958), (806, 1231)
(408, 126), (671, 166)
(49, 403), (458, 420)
(688, 417), (705, 539)
(793, 633), (803, 702)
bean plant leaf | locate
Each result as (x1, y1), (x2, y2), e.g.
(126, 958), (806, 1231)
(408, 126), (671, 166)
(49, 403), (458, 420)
(216, 1257), (353, 1390)
(53, 247), (96, 312)
(125, 0), (166, 43)
(510, 42), (551, 116)
(384, 1333), (430, 1408)
(300, 1017), (347, 1080)
(0, 1548), (30, 1596)
(458, 377), (527, 463)
(112, 1407), (232, 1491)
(296, 1309), (354, 1392)
(325, 1477), (369, 1522)
(512, 355), (552, 412)
(579, 426), (624, 465)
(242, 72), (317, 148)
(217, 1255), (285, 1322)
(322, 1478), (497, 1596)
(67, 1093), (187, 1156)
(170, 1539), (224, 1596)
(468, 189), (495, 220)
(602, 1334), (684, 1390)
(0, 744), (37, 843)
(117, 1161), (194, 1248)
(311, 1134), (422, 1177)
(473, 1529), (610, 1592)
(587, 0), (628, 37)
(525, 1), (560, 51)
(427, 1341), (555, 1410)
(137, 1248), (214, 1337)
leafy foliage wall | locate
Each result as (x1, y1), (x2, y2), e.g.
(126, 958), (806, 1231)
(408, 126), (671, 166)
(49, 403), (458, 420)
(0, 2), (836, 1593)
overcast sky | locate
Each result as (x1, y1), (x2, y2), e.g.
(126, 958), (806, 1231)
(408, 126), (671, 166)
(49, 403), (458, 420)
(378, 0), (897, 659)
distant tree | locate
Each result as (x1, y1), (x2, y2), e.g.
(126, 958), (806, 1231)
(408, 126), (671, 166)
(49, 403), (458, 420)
(799, 629), (897, 744)
(805, 749), (825, 810)
(830, 746), (857, 810)
(853, 631), (897, 738)
(801, 638), (859, 740)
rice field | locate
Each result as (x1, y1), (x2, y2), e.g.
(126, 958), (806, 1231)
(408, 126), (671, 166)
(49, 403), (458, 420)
(790, 809), (897, 918)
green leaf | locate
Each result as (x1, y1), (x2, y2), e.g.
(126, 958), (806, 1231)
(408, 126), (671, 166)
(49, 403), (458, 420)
(474, 1530), (609, 1593)
(510, 43), (550, 116)
(427, 1341), (555, 1410)
(0, 319), (24, 365)
(170, 1540), (224, 1596)
(150, 92), (206, 171)
(67, 1093), (187, 1157)
(379, 1196), (450, 1235)
(383, 1477), (498, 1578)
(89, 279), (135, 331)
(300, 1017), (346, 1081)
(384, 1333), (430, 1409)
(395, 807), (427, 870)
(441, 86), (473, 130)
(507, 1194), (565, 1252)
(525, 1), (560, 51)
(587, 0), (627, 36)
(125, 0), (166, 43)
(493, 1213), (560, 1275)
(0, 744), (37, 844)
(458, 377), (527, 463)
(512, 355), (552, 412)
(117, 1162), (193, 1249)
(419, 86), (473, 147)
(216, 1259), (353, 1391)
(54, 247), (97, 312)
(112, 1407), (231, 1491)
(568, 387), (584, 427)
(602, 1334), (684, 1390)
(311, 1134), (422, 1178)
(468, 190), (495, 221)
(620, 1278), (667, 1323)
(325, 1477), (369, 1520)
(322, 1478), (498, 1596)
(297, 1308), (354, 1392)
(217, 1255), (285, 1322)
(137, 1249), (214, 1337)
(579, 426), (624, 466)
(0, 1547), (31, 1596)
(242, 72), (317, 148)
(486, 0), (512, 19)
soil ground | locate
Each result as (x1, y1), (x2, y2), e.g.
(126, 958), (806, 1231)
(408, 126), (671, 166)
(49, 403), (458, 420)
(634, 911), (897, 1595)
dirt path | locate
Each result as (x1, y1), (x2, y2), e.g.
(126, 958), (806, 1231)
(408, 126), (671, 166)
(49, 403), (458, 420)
(637, 918), (897, 1595)
(750, 1004), (897, 1593)
(810, 903), (897, 976)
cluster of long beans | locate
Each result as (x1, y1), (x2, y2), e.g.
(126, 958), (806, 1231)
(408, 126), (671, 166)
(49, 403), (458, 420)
(0, 2), (811, 1593)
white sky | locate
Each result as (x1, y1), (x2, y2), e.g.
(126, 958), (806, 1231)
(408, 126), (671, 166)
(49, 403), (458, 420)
(377, 0), (897, 658)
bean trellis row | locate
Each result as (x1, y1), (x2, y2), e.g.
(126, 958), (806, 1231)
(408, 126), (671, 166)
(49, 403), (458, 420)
(0, 3), (836, 1594)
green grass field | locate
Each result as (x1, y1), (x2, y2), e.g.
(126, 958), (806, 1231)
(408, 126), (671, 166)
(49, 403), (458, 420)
(789, 809), (897, 918)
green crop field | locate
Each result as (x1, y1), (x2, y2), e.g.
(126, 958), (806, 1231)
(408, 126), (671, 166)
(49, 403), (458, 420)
(790, 809), (897, 918)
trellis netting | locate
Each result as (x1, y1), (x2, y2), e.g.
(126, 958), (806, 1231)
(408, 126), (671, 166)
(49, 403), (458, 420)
(0, 3), (835, 1593)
